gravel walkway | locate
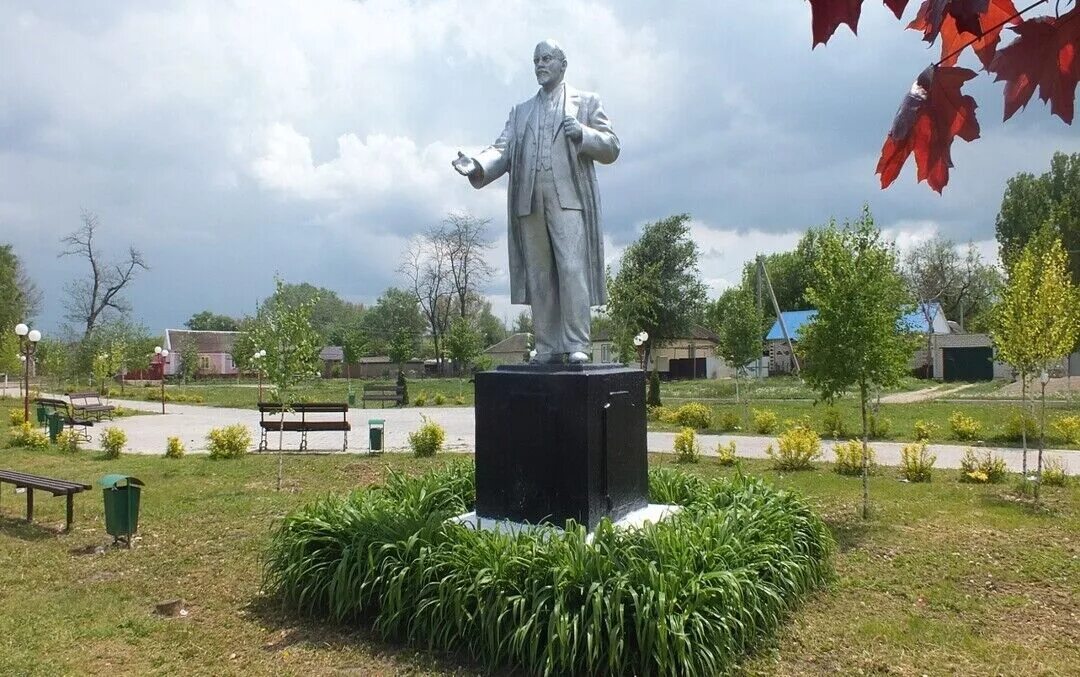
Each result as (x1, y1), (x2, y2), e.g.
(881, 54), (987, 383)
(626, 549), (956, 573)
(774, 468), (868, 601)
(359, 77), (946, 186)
(78, 396), (1077, 474)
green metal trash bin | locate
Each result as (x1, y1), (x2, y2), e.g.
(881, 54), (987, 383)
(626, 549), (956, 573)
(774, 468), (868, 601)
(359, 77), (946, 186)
(368, 419), (385, 454)
(47, 412), (64, 443)
(99, 474), (144, 546)
(347, 389), (356, 406)
(36, 403), (48, 427)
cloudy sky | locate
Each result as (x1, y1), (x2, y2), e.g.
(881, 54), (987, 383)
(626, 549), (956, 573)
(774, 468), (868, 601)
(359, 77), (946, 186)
(1, 0), (1073, 335)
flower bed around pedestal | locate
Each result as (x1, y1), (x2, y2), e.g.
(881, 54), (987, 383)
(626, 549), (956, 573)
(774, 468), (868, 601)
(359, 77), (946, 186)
(263, 462), (833, 676)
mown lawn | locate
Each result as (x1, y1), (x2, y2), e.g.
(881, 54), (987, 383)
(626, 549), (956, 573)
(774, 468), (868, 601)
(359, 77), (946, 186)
(660, 375), (927, 401)
(1, 399), (1077, 675)
(88, 377), (476, 410)
(650, 398), (1080, 449)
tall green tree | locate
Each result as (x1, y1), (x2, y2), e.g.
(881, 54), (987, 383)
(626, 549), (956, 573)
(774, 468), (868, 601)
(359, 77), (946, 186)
(184, 311), (240, 331)
(606, 214), (708, 372)
(711, 288), (765, 405)
(0, 244), (39, 374)
(258, 282), (365, 345)
(362, 287), (425, 362)
(248, 278), (323, 491)
(801, 208), (914, 519)
(991, 226), (1080, 481)
(996, 152), (1080, 279)
(738, 228), (821, 320)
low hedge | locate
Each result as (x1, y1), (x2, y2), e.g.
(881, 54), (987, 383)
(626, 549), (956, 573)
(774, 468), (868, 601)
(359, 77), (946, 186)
(264, 462), (833, 676)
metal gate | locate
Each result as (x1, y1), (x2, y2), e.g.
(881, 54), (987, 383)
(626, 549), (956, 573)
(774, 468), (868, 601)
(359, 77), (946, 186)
(942, 347), (993, 382)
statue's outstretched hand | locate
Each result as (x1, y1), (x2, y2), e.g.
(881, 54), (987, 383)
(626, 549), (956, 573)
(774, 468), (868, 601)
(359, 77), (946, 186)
(452, 151), (478, 177)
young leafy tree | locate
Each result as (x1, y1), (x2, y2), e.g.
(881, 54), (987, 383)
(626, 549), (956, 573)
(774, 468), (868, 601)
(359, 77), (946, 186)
(712, 287), (765, 407)
(801, 208), (915, 519)
(446, 316), (483, 374)
(991, 225), (1080, 480)
(606, 213), (708, 374)
(247, 278), (323, 491)
(184, 310), (240, 331)
(176, 337), (201, 384)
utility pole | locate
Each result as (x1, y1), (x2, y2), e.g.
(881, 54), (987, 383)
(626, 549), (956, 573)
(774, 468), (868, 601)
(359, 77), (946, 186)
(756, 256), (765, 379)
(760, 257), (800, 375)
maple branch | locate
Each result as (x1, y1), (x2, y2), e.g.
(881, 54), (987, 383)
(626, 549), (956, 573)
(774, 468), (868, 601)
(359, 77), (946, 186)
(935, 0), (1049, 67)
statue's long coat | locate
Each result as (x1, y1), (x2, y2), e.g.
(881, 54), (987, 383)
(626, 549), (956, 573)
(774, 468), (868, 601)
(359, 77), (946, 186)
(470, 85), (619, 306)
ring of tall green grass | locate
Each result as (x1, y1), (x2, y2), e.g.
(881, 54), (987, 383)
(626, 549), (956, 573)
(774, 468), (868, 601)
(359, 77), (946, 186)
(264, 462), (833, 676)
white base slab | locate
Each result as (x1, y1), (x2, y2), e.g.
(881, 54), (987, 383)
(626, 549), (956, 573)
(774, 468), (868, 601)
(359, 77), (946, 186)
(450, 504), (681, 543)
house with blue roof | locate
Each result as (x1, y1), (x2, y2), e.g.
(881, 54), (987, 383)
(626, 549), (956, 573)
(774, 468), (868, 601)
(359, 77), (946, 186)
(765, 303), (951, 375)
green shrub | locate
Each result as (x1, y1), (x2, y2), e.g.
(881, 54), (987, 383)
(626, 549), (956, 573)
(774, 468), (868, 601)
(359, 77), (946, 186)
(1002, 412), (1037, 441)
(396, 371), (409, 406)
(433, 393), (447, 406)
(207, 424), (251, 459)
(1051, 415), (1080, 446)
(1041, 458), (1069, 487)
(767, 425), (821, 471)
(899, 442), (935, 482)
(265, 464), (833, 677)
(959, 448), (1008, 484)
(949, 412), (982, 441)
(8, 422), (49, 449)
(647, 370), (662, 407)
(715, 439), (736, 466)
(673, 427), (699, 463)
(833, 439), (874, 476)
(55, 429), (80, 453)
(868, 412), (892, 439)
(413, 391), (428, 407)
(100, 427), (127, 459)
(165, 436), (185, 459)
(913, 419), (938, 441)
(672, 402), (712, 429)
(716, 410), (741, 432)
(820, 406), (848, 438)
(9, 409), (26, 427)
(753, 408), (779, 434)
(408, 415), (445, 457)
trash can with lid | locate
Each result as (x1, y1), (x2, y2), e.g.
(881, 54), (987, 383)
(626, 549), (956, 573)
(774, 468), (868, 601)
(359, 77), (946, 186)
(100, 474), (144, 546)
(368, 419), (385, 454)
(47, 412), (64, 443)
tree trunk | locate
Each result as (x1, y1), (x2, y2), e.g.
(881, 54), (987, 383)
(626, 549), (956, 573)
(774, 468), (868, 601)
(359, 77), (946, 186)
(860, 381), (870, 520)
(277, 409), (285, 492)
(1037, 379), (1046, 503)
(1020, 373), (1028, 476)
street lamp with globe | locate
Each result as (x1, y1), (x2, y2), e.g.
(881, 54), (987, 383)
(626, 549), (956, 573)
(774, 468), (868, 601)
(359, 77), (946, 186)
(251, 349), (267, 402)
(633, 331), (649, 371)
(15, 323), (41, 422)
(154, 346), (170, 414)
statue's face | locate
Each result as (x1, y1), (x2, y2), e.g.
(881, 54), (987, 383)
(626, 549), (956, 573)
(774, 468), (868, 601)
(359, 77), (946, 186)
(533, 43), (566, 88)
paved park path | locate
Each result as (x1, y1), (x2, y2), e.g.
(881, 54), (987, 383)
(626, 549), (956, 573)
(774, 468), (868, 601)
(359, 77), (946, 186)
(73, 396), (1077, 475)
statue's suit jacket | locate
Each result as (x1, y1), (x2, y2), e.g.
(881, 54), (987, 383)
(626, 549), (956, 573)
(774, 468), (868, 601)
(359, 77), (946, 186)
(470, 85), (619, 306)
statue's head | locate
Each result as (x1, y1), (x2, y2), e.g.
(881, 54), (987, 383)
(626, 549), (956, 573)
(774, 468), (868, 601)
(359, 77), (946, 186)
(533, 40), (566, 89)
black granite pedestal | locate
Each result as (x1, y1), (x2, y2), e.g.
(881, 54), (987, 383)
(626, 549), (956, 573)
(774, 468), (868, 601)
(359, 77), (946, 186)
(474, 364), (649, 531)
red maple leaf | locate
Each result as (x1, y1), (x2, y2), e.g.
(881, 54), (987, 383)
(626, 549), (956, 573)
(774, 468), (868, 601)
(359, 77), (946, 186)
(876, 65), (981, 192)
(988, 6), (1080, 124)
(809, 1), (913, 47)
(908, 0), (1019, 68)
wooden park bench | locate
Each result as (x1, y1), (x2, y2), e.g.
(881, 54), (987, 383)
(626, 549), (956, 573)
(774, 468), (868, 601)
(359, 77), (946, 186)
(0, 470), (92, 532)
(33, 397), (94, 441)
(258, 403), (351, 452)
(66, 391), (116, 421)
(361, 383), (405, 408)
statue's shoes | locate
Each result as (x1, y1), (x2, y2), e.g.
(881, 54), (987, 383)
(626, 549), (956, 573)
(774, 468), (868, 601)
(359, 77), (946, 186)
(529, 352), (563, 364)
(567, 351), (589, 364)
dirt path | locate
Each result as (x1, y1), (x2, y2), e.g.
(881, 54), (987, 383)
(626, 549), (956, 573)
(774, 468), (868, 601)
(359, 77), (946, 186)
(878, 383), (973, 404)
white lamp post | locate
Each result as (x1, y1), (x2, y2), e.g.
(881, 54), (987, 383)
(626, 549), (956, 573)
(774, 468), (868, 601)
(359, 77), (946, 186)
(252, 349), (267, 402)
(633, 331), (649, 371)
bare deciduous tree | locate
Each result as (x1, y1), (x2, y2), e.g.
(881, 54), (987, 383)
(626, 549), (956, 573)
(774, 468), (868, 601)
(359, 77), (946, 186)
(441, 212), (494, 319)
(59, 210), (149, 338)
(400, 229), (453, 366)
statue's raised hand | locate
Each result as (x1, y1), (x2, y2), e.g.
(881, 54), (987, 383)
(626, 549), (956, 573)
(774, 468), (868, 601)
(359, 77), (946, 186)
(452, 151), (478, 177)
